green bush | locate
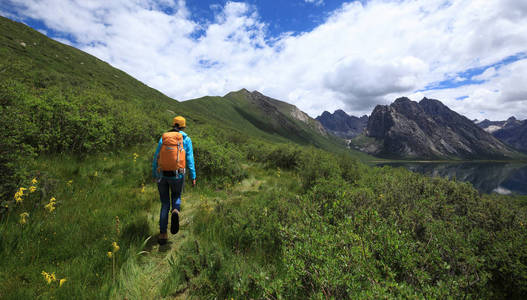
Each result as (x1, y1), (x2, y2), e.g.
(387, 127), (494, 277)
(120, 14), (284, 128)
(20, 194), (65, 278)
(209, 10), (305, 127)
(297, 147), (342, 189)
(192, 136), (247, 187)
(265, 145), (303, 170)
(168, 153), (527, 299)
(0, 81), (37, 200)
(280, 166), (527, 298)
(0, 79), (168, 198)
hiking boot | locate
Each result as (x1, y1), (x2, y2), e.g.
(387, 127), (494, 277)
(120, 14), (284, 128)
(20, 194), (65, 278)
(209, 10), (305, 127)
(171, 210), (179, 234)
(158, 233), (168, 245)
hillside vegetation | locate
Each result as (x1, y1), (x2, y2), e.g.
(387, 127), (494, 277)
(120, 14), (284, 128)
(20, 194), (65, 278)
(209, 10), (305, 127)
(0, 16), (181, 199)
(1, 16), (527, 299)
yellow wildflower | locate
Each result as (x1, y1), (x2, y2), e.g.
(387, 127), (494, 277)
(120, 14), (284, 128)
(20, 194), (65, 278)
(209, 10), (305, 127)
(94, 171), (98, 177)
(50, 197), (56, 203)
(14, 187), (27, 203)
(67, 180), (73, 186)
(42, 271), (50, 284)
(141, 184), (145, 193)
(31, 178), (38, 184)
(45, 203), (55, 212)
(44, 197), (56, 212)
(59, 278), (67, 287)
(29, 186), (37, 193)
(107, 251), (113, 258)
(19, 212), (29, 224)
(41, 271), (55, 284)
(112, 242), (120, 253)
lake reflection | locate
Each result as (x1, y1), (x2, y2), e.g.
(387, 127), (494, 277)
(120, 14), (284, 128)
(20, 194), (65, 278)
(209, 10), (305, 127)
(375, 162), (527, 195)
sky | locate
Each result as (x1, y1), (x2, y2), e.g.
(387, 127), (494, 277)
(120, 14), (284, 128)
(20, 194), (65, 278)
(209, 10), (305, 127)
(1, 0), (527, 120)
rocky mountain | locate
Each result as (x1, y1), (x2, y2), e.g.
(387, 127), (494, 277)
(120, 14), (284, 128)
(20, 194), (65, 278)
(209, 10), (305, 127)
(477, 117), (524, 133)
(357, 97), (520, 159)
(315, 110), (368, 138)
(492, 120), (527, 153)
(476, 117), (527, 153)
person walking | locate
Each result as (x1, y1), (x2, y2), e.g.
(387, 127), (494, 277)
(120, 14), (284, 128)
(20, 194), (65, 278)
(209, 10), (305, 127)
(152, 116), (196, 245)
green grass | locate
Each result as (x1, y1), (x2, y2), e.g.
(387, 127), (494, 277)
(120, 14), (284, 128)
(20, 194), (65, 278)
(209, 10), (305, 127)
(0, 146), (155, 299)
(2, 122), (527, 299)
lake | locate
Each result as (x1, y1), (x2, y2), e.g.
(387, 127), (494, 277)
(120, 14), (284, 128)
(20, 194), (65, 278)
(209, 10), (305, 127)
(374, 162), (527, 195)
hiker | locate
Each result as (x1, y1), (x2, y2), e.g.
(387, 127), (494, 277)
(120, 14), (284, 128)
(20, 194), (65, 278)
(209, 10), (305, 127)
(152, 116), (196, 245)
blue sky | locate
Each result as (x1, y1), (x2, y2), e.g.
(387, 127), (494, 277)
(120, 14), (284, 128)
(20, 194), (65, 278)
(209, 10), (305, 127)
(1, 0), (527, 120)
(186, 0), (353, 37)
(424, 52), (527, 91)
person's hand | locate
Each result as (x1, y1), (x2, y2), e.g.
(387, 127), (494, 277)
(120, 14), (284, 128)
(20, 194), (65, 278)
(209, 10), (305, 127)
(192, 179), (196, 187)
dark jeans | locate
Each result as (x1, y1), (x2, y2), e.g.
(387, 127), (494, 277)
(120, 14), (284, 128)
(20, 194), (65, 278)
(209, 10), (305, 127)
(157, 177), (184, 233)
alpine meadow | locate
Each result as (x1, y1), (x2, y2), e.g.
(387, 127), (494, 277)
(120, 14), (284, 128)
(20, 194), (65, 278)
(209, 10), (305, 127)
(1, 11), (527, 300)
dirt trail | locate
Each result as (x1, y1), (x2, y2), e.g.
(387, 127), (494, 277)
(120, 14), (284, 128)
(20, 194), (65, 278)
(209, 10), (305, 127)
(112, 174), (265, 299)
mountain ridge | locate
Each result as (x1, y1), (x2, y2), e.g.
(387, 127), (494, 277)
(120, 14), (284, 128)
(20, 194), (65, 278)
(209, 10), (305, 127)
(357, 97), (521, 159)
(315, 109), (368, 139)
(179, 88), (364, 155)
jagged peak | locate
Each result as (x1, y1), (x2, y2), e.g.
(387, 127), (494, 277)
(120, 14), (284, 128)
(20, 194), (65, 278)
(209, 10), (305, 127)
(250, 90), (264, 96)
(419, 97), (444, 105)
(224, 88), (251, 98)
(317, 111), (332, 118)
(334, 109), (349, 116)
(393, 97), (412, 104)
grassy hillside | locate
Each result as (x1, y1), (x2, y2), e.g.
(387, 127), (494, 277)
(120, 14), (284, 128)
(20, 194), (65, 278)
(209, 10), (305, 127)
(0, 16), (183, 199)
(1, 15), (527, 299)
(181, 89), (369, 157)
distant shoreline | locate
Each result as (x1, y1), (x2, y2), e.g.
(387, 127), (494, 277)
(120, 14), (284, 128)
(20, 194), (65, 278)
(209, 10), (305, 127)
(369, 160), (527, 164)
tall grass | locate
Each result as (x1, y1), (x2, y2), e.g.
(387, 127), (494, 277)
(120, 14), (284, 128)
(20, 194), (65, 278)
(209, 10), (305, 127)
(0, 147), (155, 299)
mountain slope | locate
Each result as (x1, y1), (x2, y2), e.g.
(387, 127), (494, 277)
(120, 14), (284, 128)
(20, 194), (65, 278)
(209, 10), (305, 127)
(477, 117), (527, 153)
(316, 110), (368, 139)
(477, 117), (523, 134)
(0, 17), (179, 108)
(181, 89), (364, 155)
(0, 16), (183, 197)
(493, 121), (527, 153)
(359, 97), (521, 159)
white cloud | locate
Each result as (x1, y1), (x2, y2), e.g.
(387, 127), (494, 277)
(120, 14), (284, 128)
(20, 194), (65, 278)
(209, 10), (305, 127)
(323, 56), (428, 110)
(2, 0), (527, 120)
(409, 59), (527, 120)
(305, 0), (324, 6)
(472, 67), (496, 81)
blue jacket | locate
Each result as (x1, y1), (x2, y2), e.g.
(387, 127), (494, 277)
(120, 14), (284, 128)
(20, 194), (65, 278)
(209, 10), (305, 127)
(152, 131), (196, 180)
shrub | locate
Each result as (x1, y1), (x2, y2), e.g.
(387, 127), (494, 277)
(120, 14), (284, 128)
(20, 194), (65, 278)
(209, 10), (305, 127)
(297, 147), (342, 189)
(265, 145), (302, 170)
(192, 136), (247, 187)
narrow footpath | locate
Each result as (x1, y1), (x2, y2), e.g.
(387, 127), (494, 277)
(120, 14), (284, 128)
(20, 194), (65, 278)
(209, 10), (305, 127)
(111, 170), (266, 299)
